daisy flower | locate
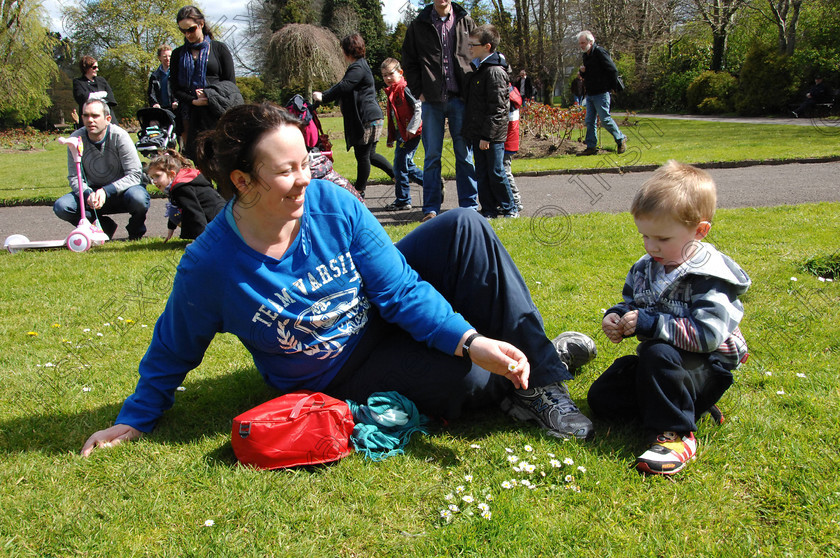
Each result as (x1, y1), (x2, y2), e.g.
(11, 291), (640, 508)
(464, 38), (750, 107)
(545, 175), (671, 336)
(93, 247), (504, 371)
(501, 481), (512, 489)
(577, 466), (587, 474)
(464, 474), (473, 482)
(564, 475), (574, 483)
(462, 495), (474, 503)
(448, 504), (460, 513)
(550, 459), (562, 468)
(470, 444), (481, 449)
(444, 493), (454, 501)
(563, 458), (574, 466)
(204, 519), (215, 527)
(507, 455), (519, 463)
(478, 502), (489, 512)
(524, 445), (533, 452)
(481, 510), (492, 520)
(456, 485), (465, 493)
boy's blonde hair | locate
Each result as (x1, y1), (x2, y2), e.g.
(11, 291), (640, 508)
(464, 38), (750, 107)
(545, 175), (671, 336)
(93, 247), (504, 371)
(381, 58), (401, 73)
(631, 160), (717, 225)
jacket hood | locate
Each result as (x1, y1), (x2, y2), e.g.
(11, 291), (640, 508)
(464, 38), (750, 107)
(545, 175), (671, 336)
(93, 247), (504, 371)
(473, 51), (509, 71)
(640, 242), (751, 294)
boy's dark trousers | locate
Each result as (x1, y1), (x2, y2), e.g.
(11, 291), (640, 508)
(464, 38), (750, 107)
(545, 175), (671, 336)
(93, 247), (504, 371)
(473, 139), (517, 216)
(587, 340), (734, 434)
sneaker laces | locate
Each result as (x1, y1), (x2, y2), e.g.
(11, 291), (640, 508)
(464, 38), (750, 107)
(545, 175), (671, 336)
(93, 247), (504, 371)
(539, 383), (580, 415)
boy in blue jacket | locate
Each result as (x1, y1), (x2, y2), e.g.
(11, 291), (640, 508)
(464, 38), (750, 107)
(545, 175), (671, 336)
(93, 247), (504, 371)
(588, 161), (751, 475)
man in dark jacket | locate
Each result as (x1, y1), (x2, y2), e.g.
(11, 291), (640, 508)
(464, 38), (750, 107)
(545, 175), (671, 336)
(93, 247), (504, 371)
(147, 45), (176, 110)
(514, 70), (535, 101)
(577, 30), (627, 156)
(402, 0), (478, 221)
(793, 76), (831, 117)
(464, 24), (517, 218)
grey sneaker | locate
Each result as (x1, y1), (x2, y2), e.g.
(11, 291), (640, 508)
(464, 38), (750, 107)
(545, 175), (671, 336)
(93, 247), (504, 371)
(552, 331), (597, 375)
(501, 382), (594, 440)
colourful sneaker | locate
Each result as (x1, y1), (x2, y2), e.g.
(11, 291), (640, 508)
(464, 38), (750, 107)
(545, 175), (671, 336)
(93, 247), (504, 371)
(636, 431), (698, 475)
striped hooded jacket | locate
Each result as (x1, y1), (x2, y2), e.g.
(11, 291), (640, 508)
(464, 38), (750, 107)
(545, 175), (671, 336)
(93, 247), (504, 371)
(607, 242), (751, 368)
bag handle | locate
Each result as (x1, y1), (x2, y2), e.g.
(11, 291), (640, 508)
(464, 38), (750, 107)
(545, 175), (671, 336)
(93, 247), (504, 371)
(289, 392), (327, 419)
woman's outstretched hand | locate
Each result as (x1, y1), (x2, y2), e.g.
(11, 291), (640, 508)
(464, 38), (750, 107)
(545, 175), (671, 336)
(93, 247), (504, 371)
(80, 424), (142, 457)
(461, 334), (530, 390)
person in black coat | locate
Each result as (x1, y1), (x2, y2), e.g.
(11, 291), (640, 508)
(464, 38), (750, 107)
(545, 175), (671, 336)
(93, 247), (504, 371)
(577, 30), (627, 155)
(170, 5), (236, 161)
(147, 149), (224, 241)
(793, 76), (831, 117)
(314, 34), (394, 198)
(73, 56), (118, 126)
(514, 70), (535, 101)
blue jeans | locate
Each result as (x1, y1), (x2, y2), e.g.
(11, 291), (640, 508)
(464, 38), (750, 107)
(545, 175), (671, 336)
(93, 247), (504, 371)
(473, 140), (516, 215)
(421, 98), (478, 214)
(53, 184), (150, 238)
(393, 135), (424, 204)
(584, 92), (626, 149)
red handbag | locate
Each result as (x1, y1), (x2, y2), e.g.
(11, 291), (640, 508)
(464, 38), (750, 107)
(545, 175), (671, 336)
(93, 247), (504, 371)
(231, 391), (355, 470)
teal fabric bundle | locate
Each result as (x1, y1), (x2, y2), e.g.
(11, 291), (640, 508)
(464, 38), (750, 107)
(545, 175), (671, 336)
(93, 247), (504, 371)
(346, 391), (429, 461)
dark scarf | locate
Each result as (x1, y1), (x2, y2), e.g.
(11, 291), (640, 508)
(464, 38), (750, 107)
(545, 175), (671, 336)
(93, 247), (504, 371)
(178, 37), (211, 92)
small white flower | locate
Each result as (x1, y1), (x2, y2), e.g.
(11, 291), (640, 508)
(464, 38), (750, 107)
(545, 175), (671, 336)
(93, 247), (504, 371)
(83, 387), (92, 392)
(501, 481), (512, 489)
(570, 485), (581, 492)
(796, 373), (806, 378)
(550, 459), (562, 468)
(485, 493), (493, 501)
(547, 452), (555, 458)
(600, 308), (607, 314)
(103, 322), (111, 326)
(507, 455), (519, 463)
(765, 371), (773, 376)
(440, 509), (452, 520)
(565, 475), (574, 483)
(819, 277), (826, 282)
(45, 362), (55, 368)
(470, 444), (481, 449)
(777, 390), (785, 395)
(577, 466), (587, 474)
(481, 510), (492, 520)
(535, 281), (542, 285)
(505, 447), (514, 453)
(563, 458), (574, 466)
(141, 324), (148, 328)
(790, 277), (798, 282)
(478, 502), (489, 512)
(117, 317), (124, 321)
(96, 332), (103, 337)
(827, 278), (834, 282)
(456, 485), (465, 493)
(83, 328), (90, 333)
(523, 462), (536, 473)
(524, 445), (533, 452)
(521, 479), (532, 488)
(512, 464), (522, 473)
(204, 519), (215, 527)
(444, 493), (454, 501)
(528, 483), (537, 490)
(448, 504), (460, 513)
(462, 495), (474, 503)
(176, 386), (186, 392)
(464, 474), (473, 482)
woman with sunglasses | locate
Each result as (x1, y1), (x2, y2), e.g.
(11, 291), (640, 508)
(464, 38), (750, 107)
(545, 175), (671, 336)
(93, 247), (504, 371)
(170, 5), (237, 161)
(72, 56), (118, 128)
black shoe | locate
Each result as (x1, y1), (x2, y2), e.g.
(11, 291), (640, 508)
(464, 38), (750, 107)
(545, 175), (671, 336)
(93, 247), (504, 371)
(384, 201), (412, 211)
(552, 331), (597, 375)
(578, 147), (599, 156)
(501, 382), (594, 440)
(99, 217), (118, 240)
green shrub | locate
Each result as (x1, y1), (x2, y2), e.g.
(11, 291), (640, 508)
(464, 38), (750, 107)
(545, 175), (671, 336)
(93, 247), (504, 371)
(735, 45), (797, 115)
(800, 250), (840, 279)
(686, 71), (737, 113)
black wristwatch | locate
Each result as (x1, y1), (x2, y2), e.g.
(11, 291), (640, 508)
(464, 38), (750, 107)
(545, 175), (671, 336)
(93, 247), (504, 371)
(462, 332), (482, 362)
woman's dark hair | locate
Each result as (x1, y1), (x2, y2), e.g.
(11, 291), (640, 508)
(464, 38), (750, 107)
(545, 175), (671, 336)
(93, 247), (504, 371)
(79, 56), (97, 74)
(340, 34), (366, 59)
(176, 5), (214, 40)
(195, 103), (305, 200)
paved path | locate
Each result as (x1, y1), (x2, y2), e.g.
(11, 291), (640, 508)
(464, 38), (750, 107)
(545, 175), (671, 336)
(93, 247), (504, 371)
(3, 160), (839, 243)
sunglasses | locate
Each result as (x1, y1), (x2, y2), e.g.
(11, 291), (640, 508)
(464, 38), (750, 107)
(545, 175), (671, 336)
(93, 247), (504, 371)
(179, 24), (199, 34)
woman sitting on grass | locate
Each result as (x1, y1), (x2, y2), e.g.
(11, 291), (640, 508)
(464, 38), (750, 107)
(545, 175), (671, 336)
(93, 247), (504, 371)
(81, 102), (593, 456)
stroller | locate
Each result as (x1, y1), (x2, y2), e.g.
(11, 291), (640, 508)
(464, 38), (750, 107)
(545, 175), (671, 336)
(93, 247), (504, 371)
(135, 107), (178, 158)
(285, 95), (362, 202)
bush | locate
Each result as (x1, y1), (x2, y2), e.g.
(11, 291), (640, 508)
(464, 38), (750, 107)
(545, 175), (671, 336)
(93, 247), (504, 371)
(686, 71), (737, 113)
(735, 45), (797, 115)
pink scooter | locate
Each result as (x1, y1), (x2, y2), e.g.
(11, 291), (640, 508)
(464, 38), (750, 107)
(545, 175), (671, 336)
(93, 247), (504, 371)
(4, 136), (110, 254)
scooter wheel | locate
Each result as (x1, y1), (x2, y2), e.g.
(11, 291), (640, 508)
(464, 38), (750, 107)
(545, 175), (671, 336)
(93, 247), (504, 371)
(4, 234), (30, 254)
(66, 230), (92, 252)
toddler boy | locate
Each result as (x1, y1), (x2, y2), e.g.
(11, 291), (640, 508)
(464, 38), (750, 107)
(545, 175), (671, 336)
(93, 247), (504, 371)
(463, 24), (518, 218)
(381, 58), (423, 211)
(588, 160), (751, 475)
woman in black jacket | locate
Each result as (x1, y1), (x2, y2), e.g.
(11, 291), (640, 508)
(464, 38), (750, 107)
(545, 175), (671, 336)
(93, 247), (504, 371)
(73, 56), (118, 126)
(170, 5), (236, 161)
(314, 34), (393, 198)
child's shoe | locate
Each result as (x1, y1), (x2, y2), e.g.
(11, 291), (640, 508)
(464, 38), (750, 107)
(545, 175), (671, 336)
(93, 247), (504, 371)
(635, 431), (697, 475)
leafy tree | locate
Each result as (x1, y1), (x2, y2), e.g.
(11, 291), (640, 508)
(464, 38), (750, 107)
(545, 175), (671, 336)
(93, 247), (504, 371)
(62, 0), (192, 119)
(0, 0), (60, 125)
(691, 0), (752, 71)
(322, 0), (389, 70)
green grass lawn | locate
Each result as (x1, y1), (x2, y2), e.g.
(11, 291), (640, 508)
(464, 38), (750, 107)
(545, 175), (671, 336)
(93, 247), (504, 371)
(2, 203), (838, 555)
(2, 116), (839, 205)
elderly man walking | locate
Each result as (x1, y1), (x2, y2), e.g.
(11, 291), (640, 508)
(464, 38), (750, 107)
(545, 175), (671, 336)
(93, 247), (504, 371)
(577, 30), (627, 156)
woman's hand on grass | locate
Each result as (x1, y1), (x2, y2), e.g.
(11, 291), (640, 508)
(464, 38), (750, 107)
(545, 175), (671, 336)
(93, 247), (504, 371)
(81, 424), (141, 457)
